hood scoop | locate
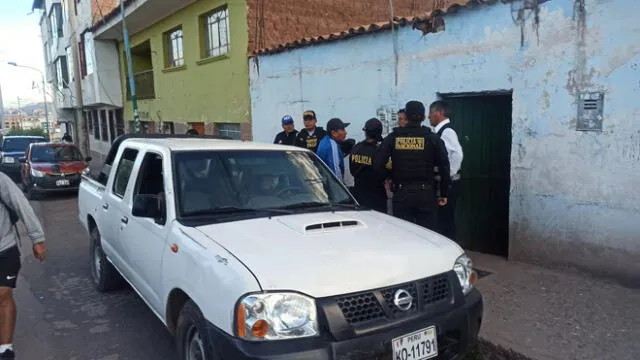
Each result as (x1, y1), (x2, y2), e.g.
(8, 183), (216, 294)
(305, 220), (362, 233)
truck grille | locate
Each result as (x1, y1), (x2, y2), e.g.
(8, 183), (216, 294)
(335, 273), (452, 326)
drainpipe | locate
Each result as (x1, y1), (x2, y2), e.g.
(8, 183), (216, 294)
(121, 0), (140, 133)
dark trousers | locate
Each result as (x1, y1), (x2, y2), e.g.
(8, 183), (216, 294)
(392, 187), (437, 231)
(438, 179), (460, 240)
(352, 187), (387, 213)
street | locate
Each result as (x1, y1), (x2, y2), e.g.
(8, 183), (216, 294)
(14, 194), (175, 360)
(10, 192), (640, 360)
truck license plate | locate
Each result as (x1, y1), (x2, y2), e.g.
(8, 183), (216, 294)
(392, 326), (438, 360)
(56, 179), (70, 186)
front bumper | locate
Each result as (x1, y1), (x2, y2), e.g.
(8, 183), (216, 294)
(209, 289), (483, 360)
(0, 162), (21, 180)
(29, 173), (81, 193)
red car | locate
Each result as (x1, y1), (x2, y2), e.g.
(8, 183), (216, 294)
(19, 142), (91, 199)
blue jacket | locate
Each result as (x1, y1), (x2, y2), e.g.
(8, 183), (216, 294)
(317, 136), (344, 180)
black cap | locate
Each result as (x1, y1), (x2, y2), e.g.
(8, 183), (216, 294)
(327, 118), (350, 132)
(405, 101), (426, 118)
(303, 110), (316, 120)
(363, 118), (383, 131)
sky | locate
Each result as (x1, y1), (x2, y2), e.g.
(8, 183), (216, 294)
(0, 1), (46, 108)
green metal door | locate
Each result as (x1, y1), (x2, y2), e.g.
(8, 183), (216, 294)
(442, 94), (512, 256)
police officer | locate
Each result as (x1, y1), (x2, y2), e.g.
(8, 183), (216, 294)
(273, 115), (298, 145)
(295, 110), (327, 153)
(349, 118), (387, 213)
(373, 101), (451, 230)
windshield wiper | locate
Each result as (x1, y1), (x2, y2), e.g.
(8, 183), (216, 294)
(182, 206), (293, 217)
(281, 201), (361, 211)
(280, 201), (331, 210)
(331, 201), (361, 209)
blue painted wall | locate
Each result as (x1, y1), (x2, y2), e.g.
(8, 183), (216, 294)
(250, 0), (640, 282)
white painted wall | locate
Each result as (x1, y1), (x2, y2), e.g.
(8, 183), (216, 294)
(250, 0), (640, 282)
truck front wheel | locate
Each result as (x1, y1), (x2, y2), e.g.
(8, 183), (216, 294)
(89, 226), (123, 292)
(176, 300), (220, 360)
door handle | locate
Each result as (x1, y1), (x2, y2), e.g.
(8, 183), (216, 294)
(102, 203), (109, 210)
(121, 216), (128, 224)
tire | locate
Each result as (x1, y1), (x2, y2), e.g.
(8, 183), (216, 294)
(89, 226), (123, 292)
(176, 300), (220, 360)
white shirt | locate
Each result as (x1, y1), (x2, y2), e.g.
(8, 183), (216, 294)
(433, 119), (463, 177)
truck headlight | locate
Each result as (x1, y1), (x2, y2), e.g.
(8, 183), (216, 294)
(30, 168), (45, 178)
(453, 254), (477, 295)
(236, 292), (318, 341)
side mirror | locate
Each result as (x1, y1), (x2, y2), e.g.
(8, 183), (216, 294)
(85, 156), (92, 162)
(132, 194), (165, 224)
(18, 157), (26, 163)
(132, 194), (160, 218)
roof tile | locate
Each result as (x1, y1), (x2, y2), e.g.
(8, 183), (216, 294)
(251, 0), (496, 56)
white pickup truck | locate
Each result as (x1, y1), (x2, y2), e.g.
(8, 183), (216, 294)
(78, 134), (482, 360)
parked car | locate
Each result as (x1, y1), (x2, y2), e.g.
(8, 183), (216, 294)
(78, 134), (482, 360)
(20, 142), (91, 199)
(0, 135), (47, 181)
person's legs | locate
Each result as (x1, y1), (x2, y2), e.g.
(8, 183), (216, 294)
(438, 180), (460, 240)
(414, 189), (438, 231)
(0, 246), (20, 358)
(0, 288), (16, 345)
(392, 189), (415, 223)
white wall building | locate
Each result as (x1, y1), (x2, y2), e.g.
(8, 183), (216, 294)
(32, 0), (124, 163)
(250, 0), (640, 284)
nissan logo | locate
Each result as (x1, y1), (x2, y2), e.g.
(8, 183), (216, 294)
(393, 289), (413, 311)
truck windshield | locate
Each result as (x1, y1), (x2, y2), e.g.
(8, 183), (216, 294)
(2, 137), (46, 152)
(31, 145), (84, 163)
(174, 150), (356, 217)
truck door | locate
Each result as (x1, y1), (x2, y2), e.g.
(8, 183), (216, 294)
(102, 147), (140, 275)
(119, 150), (169, 313)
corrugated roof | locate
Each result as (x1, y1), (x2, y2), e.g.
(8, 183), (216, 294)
(252, 0), (493, 56)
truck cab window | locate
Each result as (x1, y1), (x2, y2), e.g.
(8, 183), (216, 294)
(112, 148), (139, 197)
(134, 152), (166, 224)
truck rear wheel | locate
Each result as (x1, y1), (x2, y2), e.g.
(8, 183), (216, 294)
(89, 226), (123, 292)
(176, 300), (220, 360)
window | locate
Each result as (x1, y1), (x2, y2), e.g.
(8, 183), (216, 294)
(174, 150), (353, 219)
(112, 148), (139, 198)
(217, 123), (241, 140)
(31, 145), (83, 163)
(61, 0), (69, 24)
(165, 27), (184, 67)
(55, 56), (69, 91)
(201, 7), (230, 58)
(115, 109), (125, 136)
(49, 4), (63, 39)
(162, 122), (175, 134)
(66, 46), (74, 82)
(84, 32), (95, 75)
(78, 38), (87, 77)
(100, 110), (109, 141)
(133, 152), (166, 224)
(108, 111), (116, 143)
(92, 110), (99, 139)
(87, 111), (92, 132)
